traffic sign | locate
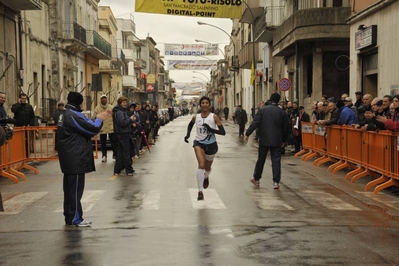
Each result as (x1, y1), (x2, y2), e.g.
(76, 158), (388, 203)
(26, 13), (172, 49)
(278, 78), (291, 92)
(146, 84), (154, 92)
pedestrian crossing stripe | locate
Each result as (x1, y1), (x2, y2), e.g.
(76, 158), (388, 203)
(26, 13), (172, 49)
(0, 192), (48, 215)
(135, 190), (161, 210)
(303, 190), (361, 211)
(0, 189), (365, 215)
(55, 190), (106, 212)
(190, 188), (226, 209)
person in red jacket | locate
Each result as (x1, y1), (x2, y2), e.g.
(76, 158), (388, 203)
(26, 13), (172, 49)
(377, 94), (399, 131)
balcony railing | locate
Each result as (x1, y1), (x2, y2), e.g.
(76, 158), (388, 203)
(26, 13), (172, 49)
(99, 60), (122, 74)
(123, 75), (137, 87)
(86, 30), (112, 58)
(239, 42), (259, 69)
(61, 22), (87, 44)
(254, 7), (284, 43)
(1, 0), (42, 10)
(134, 59), (146, 69)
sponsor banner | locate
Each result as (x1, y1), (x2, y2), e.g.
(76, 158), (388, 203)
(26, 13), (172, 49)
(168, 60), (217, 70)
(165, 43), (219, 56)
(135, 0), (243, 19)
(172, 82), (204, 90)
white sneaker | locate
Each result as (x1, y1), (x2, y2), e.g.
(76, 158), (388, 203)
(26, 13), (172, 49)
(133, 155), (139, 159)
(76, 219), (92, 227)
(102, 156), (107, 162)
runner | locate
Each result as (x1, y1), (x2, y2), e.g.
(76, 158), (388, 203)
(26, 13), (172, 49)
(184, 96), (226, 200)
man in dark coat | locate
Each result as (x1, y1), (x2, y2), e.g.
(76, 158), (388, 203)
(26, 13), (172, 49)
(11, 93), (35, 126)
(57, 92), (110, 227)
(244, 93), (289, 189)
(234, 105), (248, 137)
(223, 106), (229, 120)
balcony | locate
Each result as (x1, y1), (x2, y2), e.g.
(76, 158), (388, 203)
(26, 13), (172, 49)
(86, 31), (112, 60)
(239, 42), (259, 69)
(119, 19), (136, 36)
(1, 0), (42, 10)
(273, 7), (351, 56)
(240, 0), (264, 24)
(123, 75), (137, 88)
(99, 60), (122, 75)
(134, 59), (146, 69)
(254, 7), (285, 43)
(59, 22), (87, 53)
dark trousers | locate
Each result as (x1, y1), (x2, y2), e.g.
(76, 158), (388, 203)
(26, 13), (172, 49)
(224, 113), (228, 120)
(238, 122), (245, 135)
(253, 145), (282, 183)
(100, 133), (117, 158)
(63, 173), (85, 225)
(294, 135), (301, 152)
(114, 134), (134, 174)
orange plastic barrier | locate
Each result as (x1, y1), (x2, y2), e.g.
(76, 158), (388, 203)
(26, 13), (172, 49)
(0, 126), (98, 183)
(294, 122), (313, 159)
(295, 124), (399, 194)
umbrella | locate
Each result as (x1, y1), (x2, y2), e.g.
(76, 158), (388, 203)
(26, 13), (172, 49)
(141, 130), (151, 153)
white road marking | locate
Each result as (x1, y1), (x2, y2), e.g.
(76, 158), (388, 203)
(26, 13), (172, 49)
(0, 192), (48, 215)
(136, 190), (161, 210)
(190, 188), (226, 209)
(55, 190), (106, 212)
(303, 190), (361, 211)
(251, 191), (295, 210)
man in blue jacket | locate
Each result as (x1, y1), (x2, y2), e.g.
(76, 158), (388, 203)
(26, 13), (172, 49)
(57, 92), (111, 227)
(338, 98), (358, 126)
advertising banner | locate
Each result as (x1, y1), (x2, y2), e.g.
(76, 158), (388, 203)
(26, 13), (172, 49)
(168, 60), (217, 70)
(172, 82), (205, 90)
(135, 0), (243, 19)
(165, 43), (219, 56)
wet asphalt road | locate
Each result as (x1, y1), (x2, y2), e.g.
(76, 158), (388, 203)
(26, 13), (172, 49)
(1, 115), (399, 265)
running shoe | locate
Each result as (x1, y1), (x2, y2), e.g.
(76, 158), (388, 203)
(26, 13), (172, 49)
(197, 191), (204, 201)
(203, 178), (209, 189)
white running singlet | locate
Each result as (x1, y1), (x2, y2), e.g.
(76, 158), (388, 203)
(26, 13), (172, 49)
(195, 113), (217, 144)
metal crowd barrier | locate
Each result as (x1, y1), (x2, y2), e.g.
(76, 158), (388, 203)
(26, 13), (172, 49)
(295, 123), (399, 194)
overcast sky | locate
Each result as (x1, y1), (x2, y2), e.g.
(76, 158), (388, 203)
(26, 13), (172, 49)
(99, 0), (232, 84)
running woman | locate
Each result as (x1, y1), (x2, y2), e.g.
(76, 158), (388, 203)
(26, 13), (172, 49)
(184, 96), (226, 200)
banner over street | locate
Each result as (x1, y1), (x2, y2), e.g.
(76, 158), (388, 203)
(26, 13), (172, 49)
(135, 0), (243, 19)
(165, 43), (219, 56)
(168, 60), (217, 70)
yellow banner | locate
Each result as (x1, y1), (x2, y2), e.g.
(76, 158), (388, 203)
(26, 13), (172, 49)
(135, 0), (243, 19)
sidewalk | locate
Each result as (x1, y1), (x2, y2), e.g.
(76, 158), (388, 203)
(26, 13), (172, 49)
(223, 117), (399, 221)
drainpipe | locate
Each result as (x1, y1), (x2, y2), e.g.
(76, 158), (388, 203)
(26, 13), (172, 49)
(18, 13), (24, 87)
(295, 42), (299, 105)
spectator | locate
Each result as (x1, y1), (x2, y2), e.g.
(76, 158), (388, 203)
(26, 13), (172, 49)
(52, 101), (65, 151)
(354, 91), (363, 108)
(57, 91), (111, 227)
(0, 92), (9, 126)
(148, 104), (159, 144)
(377, 95), (399, 131)
(318, 101), (339, 125)
(168, 106), (174, 121)
(234, 105), (248, 137)
(244, 93), (289, 189)
(92, 94), (117, 162)
(53, 101), (65, 124)
(11, 93), (35, 126)
(292, 106), (310, 153)
(113, 96), (136, 176)
(223, 106), (229, 120)
(321, 95), (328, 102)
(338, 98), (358, 125)
(382, 95), (393, 117)
(357, 94), (373, 123)
(341, 93), (349, 101)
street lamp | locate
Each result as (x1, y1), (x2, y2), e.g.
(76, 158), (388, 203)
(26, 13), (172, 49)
(194, 39), (226, 57)
(192, 76), (208, 83)
(197, 21), (236, 106)
(192, 71), (210, 82)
